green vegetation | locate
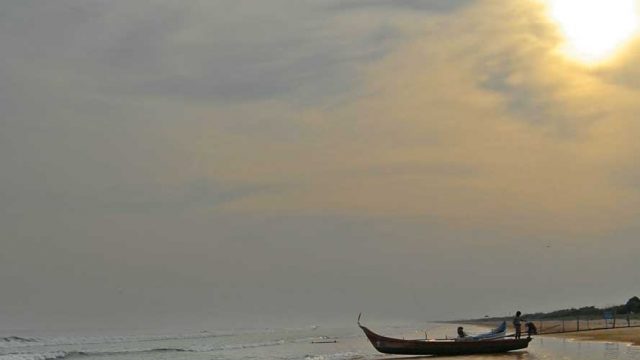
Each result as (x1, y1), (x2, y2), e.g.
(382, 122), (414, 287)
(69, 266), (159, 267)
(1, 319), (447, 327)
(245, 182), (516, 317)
(463, 296), (640, 322)
(524, 296), (640, 319)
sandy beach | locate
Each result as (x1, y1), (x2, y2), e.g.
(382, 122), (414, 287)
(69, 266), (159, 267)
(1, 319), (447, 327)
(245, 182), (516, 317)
(544, 325), (640, 346)
(461, 319), (640, 346)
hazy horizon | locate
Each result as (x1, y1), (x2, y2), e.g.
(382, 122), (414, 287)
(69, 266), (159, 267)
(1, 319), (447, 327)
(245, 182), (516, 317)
(2, 0), (640, 333)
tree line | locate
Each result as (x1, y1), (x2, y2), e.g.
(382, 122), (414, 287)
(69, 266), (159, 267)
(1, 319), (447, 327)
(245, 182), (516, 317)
(524, 296), (640, 319)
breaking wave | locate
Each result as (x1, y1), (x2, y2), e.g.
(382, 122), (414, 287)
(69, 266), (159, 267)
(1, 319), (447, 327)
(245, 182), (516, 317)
(1, 338), (37, 344)
(0, 348), (195, 360)
(0, 337), (316, 360)
(0, 332), (234, 349)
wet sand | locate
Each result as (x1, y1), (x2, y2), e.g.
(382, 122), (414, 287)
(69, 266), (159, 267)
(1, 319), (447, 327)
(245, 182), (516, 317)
(546, 326), (640, 346)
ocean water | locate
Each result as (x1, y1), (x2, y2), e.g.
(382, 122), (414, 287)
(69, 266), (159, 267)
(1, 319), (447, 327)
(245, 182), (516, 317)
(2, 323), (640, 360)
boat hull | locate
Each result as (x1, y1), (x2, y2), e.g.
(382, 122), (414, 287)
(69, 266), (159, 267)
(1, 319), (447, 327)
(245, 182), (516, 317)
(359, 325), (531, 356)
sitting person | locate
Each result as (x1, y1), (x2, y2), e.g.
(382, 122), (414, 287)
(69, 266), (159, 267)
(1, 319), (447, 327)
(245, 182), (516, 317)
(457, 326), (468, 338)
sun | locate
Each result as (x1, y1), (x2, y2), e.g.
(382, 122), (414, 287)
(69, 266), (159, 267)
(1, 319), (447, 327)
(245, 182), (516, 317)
(543, 0), (640, 64)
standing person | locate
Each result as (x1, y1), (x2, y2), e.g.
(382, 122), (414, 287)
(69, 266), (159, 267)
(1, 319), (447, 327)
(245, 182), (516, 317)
(513, 311), (522, 339)
(525, 322), (537, 338)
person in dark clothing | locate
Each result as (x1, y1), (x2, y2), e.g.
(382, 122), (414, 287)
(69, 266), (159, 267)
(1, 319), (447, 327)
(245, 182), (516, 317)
(513, 311), (522, 339)
(457, 326), (468, 338)
(525, 322), (537, 338)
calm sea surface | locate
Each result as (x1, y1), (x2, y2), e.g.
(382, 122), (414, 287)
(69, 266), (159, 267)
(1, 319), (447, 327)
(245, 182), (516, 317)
(2, 323), (639, 360)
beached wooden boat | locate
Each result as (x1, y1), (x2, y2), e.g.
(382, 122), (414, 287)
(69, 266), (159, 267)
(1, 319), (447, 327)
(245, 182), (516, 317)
(358, 316), (531, 356)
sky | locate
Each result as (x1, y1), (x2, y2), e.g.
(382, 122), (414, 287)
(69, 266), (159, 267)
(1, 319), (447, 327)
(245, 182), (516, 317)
(2, 0), (640, 332)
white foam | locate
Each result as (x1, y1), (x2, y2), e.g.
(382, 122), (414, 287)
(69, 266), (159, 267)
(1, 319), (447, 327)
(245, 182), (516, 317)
(0, 351), (69, 360)
(304, 352), (363, 360)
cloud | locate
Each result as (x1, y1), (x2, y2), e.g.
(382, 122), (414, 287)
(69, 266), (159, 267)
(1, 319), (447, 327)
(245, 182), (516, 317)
(5, 0), (640, 235)
(326, 0), (472, 13)
(198, 0), (640, 235)
(0, 1), (410, 107)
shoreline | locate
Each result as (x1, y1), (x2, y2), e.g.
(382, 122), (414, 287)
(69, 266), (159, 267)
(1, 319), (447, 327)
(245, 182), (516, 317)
(456, 319), (640, 347)
(543, 327), (640, 346)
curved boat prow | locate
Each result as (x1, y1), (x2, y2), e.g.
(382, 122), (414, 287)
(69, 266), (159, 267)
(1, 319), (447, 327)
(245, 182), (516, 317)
(356, 314), (388, 348)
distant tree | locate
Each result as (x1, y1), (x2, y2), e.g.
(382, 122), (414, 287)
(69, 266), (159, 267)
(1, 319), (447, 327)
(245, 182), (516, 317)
(626, 296), (640, 313)
(478, 296), (640, 321)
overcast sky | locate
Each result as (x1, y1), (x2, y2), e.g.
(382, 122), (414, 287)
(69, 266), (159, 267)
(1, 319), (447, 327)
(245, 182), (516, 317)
(2, 0), (640, 332)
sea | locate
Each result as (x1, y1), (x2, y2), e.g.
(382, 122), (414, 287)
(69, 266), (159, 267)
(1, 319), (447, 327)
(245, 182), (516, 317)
(2, 322), (640, 360)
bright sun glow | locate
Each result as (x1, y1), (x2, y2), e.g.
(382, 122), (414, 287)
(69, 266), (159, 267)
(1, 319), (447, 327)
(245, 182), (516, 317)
(544, 0), (640, 63)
